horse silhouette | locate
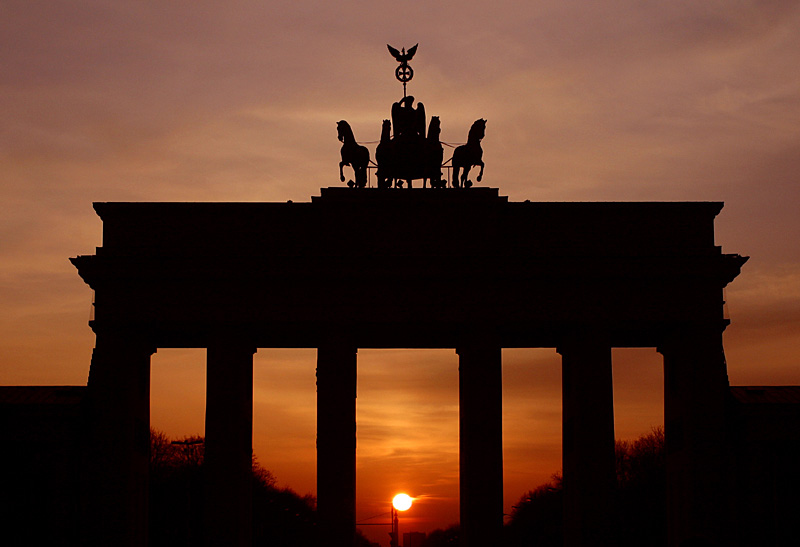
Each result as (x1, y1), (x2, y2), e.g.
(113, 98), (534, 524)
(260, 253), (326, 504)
(337, 120), (370, 188)
(452, 119), (486, 188)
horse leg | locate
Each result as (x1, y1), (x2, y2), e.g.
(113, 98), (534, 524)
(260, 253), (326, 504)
(452, 165), (461, 188)
(376, 169), (391, 188)
(462, 165), (471, 188)
(339, 161), (346, 182)
(428, 168), (439, 188)
(477, 161), (485, 182)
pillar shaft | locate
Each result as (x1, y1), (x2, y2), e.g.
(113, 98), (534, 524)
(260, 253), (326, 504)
(204, 338), (255, 547)
(458, 344), (503, 547)
(81, 329), (154, 547)
(559, 332), (616, 547)
(316, 343), (357, 547)
(659, 326), (730, 547)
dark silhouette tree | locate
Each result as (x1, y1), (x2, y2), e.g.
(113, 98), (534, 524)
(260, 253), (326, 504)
(614, 427), (666, 546)
(505, 427), (666, 547)
(353, 529), (381, 547)
(251, 457), (316, 547)
(504, 475), (563, 547)
(420, 524), (460, 547)
(149, 429), (317, 547)
(149, 430), (206, 546)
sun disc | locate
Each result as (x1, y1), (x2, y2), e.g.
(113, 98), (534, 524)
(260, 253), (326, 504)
(392, 493), (413, 511)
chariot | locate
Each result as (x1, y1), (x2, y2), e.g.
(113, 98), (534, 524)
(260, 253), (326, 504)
(338, 44), (485, 189)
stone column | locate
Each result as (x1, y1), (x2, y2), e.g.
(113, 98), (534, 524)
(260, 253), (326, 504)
(204, 336), (256, 547)
(458, 343), (503, 547)
(558, 331), (616, 547)
(659, 325), (730, 547)
(316, 343), (357, 547)
(81, 328), (154, 547)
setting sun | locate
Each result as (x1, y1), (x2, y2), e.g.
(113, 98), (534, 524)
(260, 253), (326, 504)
(392, 493), (413, 512)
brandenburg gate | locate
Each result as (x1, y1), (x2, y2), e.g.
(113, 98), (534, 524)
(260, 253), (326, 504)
(71, 188), (746, 546)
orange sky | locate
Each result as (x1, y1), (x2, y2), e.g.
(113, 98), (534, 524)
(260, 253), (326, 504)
(3, 2), (800, 543)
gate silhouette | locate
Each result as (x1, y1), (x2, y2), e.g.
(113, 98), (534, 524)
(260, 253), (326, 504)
(72, 188), (747, 546)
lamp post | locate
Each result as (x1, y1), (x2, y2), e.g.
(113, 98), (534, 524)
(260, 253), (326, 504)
(355, 493), (413, 547)
(391, 506), (398, 547)
(391, 494), (413, 547)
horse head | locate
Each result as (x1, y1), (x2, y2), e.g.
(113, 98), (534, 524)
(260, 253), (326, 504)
(337, 120), (354, 143)
(468, 119), (486, 143)
(427, 116), (441, 140)
(380, 119), (391, 143)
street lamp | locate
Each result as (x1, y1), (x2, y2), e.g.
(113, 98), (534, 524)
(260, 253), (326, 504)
(391, 494), (413, 547)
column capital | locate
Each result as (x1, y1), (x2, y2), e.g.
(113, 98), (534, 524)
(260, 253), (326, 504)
(207, 329), (257, 355)
(91, 324), (158, 355)
(555, 326), (611, 356)
(316, 326), (358, 353)
(455, 343), (500, 356)
(656, 320), (729, 355)
(455, 329), (500, 355)
(318, 340), (357, 354)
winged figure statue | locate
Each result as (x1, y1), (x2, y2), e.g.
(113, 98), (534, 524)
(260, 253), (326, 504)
(387, 44), (418, 63)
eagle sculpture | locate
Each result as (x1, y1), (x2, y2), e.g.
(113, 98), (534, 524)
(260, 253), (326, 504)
(387, 44), (418, 64)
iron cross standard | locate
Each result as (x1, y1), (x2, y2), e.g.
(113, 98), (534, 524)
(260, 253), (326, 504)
(387, 43), (418, 97)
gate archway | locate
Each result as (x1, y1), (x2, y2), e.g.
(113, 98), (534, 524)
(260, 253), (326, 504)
(72, 188), (747, 546)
